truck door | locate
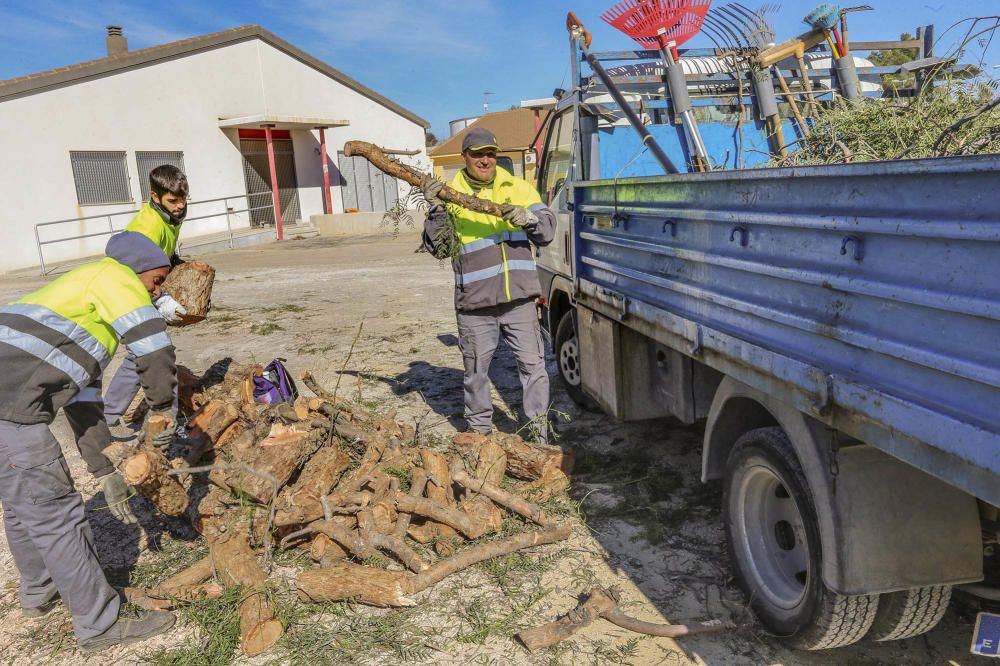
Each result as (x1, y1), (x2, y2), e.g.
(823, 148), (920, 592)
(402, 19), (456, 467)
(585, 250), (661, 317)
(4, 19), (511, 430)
(535, 108), (577, 281)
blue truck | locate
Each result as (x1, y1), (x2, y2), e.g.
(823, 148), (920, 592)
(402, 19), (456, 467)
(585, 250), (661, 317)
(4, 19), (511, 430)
(533, 16), (1000, 650)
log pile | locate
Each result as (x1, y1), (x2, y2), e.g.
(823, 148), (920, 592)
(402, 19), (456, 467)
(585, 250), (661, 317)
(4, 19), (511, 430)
(107, 361), (577, 656)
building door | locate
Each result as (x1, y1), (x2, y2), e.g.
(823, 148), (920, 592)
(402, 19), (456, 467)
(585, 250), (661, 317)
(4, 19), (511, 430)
(337, 152), (401, 212)
(239, 130), (302, 227)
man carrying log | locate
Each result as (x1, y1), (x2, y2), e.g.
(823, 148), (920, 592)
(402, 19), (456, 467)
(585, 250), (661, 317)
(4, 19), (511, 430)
(0, 231), (178, 652)
(104, 164), (190, 427)
(420, 128), (556, 443)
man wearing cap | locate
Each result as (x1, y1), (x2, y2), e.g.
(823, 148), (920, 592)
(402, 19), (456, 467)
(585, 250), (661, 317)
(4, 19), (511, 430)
(421, 127), (556, 441)
(0, 231), (178, 652)
(104, 164), (189, 426)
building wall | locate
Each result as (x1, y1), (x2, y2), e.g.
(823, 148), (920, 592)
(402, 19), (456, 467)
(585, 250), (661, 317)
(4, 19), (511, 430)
(0, 38), (427, 273)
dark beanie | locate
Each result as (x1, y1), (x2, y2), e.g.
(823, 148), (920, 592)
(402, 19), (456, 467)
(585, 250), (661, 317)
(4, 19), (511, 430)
(105, 231), (170, 273)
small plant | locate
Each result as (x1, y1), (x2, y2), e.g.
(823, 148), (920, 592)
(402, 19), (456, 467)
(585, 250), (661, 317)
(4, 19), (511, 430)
(251, 321), (285, 336)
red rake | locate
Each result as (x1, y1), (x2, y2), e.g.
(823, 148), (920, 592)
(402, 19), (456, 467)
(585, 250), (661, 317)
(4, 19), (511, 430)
(600, 0), (711, 59)
(599, 0), (713, 170)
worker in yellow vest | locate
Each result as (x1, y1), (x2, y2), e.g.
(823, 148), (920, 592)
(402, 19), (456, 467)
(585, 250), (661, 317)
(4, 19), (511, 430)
(421, 128), (556, 442)
(0, 231), (178, 652)
(104, 165), (188, 425)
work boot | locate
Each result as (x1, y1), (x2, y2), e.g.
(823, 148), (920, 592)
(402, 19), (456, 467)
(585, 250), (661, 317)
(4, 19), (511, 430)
(78, 608), (175, 654)
(22, 589), (61, 618)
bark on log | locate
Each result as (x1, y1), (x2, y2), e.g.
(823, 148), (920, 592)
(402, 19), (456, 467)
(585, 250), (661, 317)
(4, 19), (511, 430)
(417, 450), (459, 547)
(272, 445), (351, 526)
(313, 519), (375, 559)
(517, 468), (571, 502)
(394, 468), (427, 538)
(451, 466), (550, 526)
(297, 562), (415, 607)
(162, 260), (215, 325)
(344, 141), (506, 218)
(274, 491), (368, 528)
(410, 524), (572, 592)
(395, 494), (488, 539)
(211, 531), (284, 657)
(516, 586), (733, 652)
(121, 445), (189, 516)
(176, 365), (203, 416)
(151, 556), (214, 596)
(187, 399), (240, 447)
(451, 432), (574, 479)
(217, 428), (321, 503)
(125, 583), (224, 610)
(474, 441), (507, 488)
(309, 533), (347, 564)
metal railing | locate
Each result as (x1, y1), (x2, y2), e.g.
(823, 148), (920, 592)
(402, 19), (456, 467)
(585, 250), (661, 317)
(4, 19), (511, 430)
(33, 192), (276, 275)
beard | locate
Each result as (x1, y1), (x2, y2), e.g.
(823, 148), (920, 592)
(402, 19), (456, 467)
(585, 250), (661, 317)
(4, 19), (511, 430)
(153, 198), (187, 224)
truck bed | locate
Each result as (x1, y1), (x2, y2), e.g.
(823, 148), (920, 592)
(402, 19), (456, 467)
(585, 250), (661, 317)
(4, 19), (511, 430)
(572, 155), (1000, 504)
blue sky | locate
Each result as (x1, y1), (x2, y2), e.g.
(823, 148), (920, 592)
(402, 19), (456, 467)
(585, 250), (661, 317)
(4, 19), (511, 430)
(1, 0), (997, 138)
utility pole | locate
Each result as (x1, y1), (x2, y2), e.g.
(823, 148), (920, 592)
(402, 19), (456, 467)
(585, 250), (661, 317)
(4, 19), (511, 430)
(482, 91), (494, 113)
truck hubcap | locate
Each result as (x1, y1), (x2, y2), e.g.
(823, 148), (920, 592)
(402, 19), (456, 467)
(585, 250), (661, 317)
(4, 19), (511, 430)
(559, 336), (581, 386)
(734, 464), (810, 610)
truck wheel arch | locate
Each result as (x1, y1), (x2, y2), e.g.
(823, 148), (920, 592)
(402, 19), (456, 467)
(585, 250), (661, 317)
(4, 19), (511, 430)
(546, 277), (574, 334)
(702, 376), (981, 596)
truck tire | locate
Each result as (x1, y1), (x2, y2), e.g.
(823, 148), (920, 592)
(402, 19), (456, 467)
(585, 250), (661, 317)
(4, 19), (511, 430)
(724, 426), (879, 649)
(554, 311), (592, 408)
(866, 585), (951, 641)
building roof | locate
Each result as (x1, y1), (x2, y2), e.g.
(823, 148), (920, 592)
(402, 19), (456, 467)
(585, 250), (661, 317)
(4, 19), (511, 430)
(430, 108), (548, 158)
(0, 25), (429, 128)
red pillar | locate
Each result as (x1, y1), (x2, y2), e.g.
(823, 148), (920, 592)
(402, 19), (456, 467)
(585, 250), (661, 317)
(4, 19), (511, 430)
(264, 124), (284, 240)
(319, 127), (333, 214)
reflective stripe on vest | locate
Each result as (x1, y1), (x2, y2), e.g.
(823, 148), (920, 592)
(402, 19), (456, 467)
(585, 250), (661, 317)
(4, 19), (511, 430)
(111, 306), (160, 337)
(2, 303), (110, 369)
(129, 331), (172, 357)
(460, 231), (530, 255)
(0, 325), (92, 389)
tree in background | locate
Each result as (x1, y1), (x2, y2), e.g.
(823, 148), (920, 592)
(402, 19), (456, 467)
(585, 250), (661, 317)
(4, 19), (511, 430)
(868, 32), (919, 93)
(425, 130), (438, 148)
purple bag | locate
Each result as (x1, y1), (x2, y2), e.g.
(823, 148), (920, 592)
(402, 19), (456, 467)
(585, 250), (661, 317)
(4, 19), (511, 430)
(253, 359), (298, 405)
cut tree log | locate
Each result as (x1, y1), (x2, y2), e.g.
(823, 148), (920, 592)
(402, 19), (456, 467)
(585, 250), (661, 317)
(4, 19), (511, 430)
(452, 432), (574, 480)
(394, 467), (427, 538)
(517, 468), (571, 502)
(187, 399), (240, 448)
(273, 490), (368, 528)
(417, 449), (459, 551)
(125, 583), (223, 610)
(272, 445), (351, 526)
(121, 444), (189, 516)
(344, 141), (506, 218)
(394, 494), (488, 539)
(211, 530), (284, 657)
(451, 466), (550, 526)
(409, 524), (572, 592)
(297, 561), (415, 607)
(162, 260), (215, 325)
(214, 427), (321, 503)
(151, 556), (214, 597)
(516, 586), (733, 652)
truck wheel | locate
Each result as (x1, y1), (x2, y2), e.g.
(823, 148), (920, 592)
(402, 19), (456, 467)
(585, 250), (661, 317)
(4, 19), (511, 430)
(554, 311), (592, 408)
(724, 426), (879, 649)
(866, 586), (951, 641)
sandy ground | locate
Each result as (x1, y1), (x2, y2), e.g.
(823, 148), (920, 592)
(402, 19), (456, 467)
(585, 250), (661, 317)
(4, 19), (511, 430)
(0, 232), (982, 665)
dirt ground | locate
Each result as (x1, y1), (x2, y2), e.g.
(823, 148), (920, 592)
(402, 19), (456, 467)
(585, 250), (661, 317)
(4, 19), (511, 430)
(0, 232), (982, 665)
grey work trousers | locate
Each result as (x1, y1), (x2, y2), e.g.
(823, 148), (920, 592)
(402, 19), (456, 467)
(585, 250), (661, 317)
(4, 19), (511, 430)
(104, 349), (177, 422)
(456, 299), (550, 435)
(0, 420), (120, 640)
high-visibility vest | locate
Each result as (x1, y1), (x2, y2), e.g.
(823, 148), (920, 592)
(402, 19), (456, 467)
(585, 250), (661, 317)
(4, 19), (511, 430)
(445, 167), (547, 311)
(0, 257), (175, 424)
(126, 203), (182, 257)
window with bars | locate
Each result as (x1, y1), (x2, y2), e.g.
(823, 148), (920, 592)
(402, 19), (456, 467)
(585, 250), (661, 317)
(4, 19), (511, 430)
(136, 151), (186, 201)
(69, 151), (132, 205)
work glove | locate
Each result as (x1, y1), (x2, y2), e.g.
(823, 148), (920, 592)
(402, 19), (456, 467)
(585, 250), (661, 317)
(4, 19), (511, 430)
(420, 174), (445, 205)
(154, 291), (187, 325)
(500, 204), (540, 229)
(97, 471), (138, 525)
(140, 408), (178, 452)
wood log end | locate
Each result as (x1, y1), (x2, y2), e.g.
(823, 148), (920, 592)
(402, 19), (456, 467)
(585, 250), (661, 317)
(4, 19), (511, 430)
(243, 619), (284, 657)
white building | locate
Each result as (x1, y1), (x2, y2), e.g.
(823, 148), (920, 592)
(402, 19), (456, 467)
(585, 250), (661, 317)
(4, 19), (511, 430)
(0, 25), (430, 273)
